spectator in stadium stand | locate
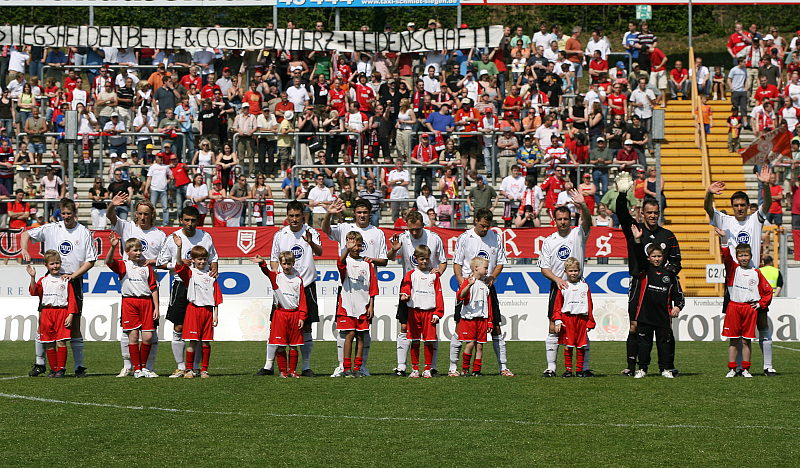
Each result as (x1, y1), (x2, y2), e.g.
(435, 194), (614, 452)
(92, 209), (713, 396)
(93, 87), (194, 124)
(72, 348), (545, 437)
(143, 152), (173, 226)
(786, 70), (800, 108)
(587, 50), (608, 85)
(669, 61), (690, 101)
(534, 114), (560, 153)
(590, 136), (613, 203)
(728, 57), (750, 129)
(104, 112), (128, 156)
(387, 158), (411, 221)
(781, 100), (799, 134)
(500, 165), (526, 227)
(467, 173), (497, 215)
(497, 126), (520, 178)
(564, 27), (584, 92)
(25, 106), (48, 170)
(425, 102), (455, 138)
(0, 138), (13, 194)
(358, 178), (383, 227)
(692, 57), (711, 97)
(646, 45), (668, 106)
(629, 78), (657, 133)
(615, 139), (640, 173)
(233, 103), (257, 175)
(108, 168), (134, 219)
(625, 115), (649, 167)
(133, 106), (157, 159)
(175, 96), (197, 160)
(767, 171), (784, 226)
(410, 132), (438, 196)
(754, 101), (776, 136)
(169, 153), (192, 213)
(157, 107), (180, 150)
(154, 74), (181, 124)
(227, 174), (250, 226)
(754, 75), (779, 108)
(7, 188), (31, 229)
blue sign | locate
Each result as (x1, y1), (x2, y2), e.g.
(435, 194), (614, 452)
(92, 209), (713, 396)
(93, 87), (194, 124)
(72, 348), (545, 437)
(278, 0), (459, 8)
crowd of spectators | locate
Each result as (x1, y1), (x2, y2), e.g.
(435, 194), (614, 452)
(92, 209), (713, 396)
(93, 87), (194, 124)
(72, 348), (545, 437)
(0, 20), (798, 231)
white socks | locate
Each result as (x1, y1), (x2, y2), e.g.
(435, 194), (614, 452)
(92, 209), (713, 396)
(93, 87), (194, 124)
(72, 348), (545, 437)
(264, 344), (277, 370)
(172, 331), (185, 370)
(492, 335), (508, 371)
(396, 332), (410, 372)
(71, 338), (85, 369)
(545, 333), (559, 372)
(301, 332), (313, 371)
(121, 332), (132, 369)
(759, 326), (774, 370)
(147, 334), (159, 370)
(583, 338), (590, 371)
(431, 340), (439, 371)
(448, 332), (462, 372)
(34, 336), (45, 366)
(362, 333), (371, 367)
(336, 331), (346, 365)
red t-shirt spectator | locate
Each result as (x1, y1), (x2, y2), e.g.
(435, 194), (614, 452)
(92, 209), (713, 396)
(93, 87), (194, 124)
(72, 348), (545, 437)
(650, 48), (667, 72)
(180, 74), (201, 91)
(589, 58), (608, 82)
(201, 83), (221, 100)
(616, 147), (639, 163)
(243, 90), (262, 115)
(608, 93), (626, 115)
(727, 32), (750, 57)
(670, 68), (689, 84)
(540, 174), (564, 210)
(171, 161), (191, 187)
(8, 200), (30, 229)
(770, 185), (783, 215)
(501, 96), (524, 120)
(754, 84), (779, 105)
(353, 83), (375, 113)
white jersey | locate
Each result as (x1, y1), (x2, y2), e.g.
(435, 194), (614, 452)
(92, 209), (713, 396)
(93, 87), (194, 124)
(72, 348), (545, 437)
(328, 222), (387, 260)
(270, 271), (304, 310)
(157, 229), (218, 280)
(186, 267), (219, 307)
(459, 279), (490, 319)
(405, 269), (438, 310)
(728, 267), (762, 303)
(27, 221), (98, 274)
(539, 227), (587, 280)
(270, 225), (320, 285)
(339, 256), (376, 318)
(712, 209), (765, 268)
(114, 259), (156, 297)
(38, 275), (70, 307)
(453, 228), (508, 277)
(558, 281), (590, 315)
(395, 229), (446, 274)
(112, 218), (167, 261)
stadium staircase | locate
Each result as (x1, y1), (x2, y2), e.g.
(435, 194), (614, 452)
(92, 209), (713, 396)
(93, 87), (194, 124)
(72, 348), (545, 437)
(661, 98), (749, 296)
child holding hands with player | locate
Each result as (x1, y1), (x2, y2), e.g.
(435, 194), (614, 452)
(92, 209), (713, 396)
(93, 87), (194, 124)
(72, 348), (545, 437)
(399, 245), (444, 378)
(551, 257), (595, 378)
(107, 233), (160, 378)
(172, 234), (222, 379)
(28, 250), (78, 378)
(251, 251), (308, 378)
(715, 228), (773, 378)
(336, 231), (378, 378)
(455, 257), (493, 377)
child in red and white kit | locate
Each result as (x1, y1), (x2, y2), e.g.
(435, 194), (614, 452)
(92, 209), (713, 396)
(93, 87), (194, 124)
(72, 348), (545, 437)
(456, 256), (493, 377)
(27, 250), (77, 378)
(107, 233), (160, 379)
(399, 245), (444, 379)
(173, 235), (222, 379)
(336, 231), (378, 378)
(716, 228), (773, 378)
(552, 257), (596, 378)
(251, 251), (307, 378)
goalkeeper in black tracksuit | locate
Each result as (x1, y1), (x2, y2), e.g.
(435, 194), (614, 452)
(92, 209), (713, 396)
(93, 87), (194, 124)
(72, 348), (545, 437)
(617, 193), (682, 376)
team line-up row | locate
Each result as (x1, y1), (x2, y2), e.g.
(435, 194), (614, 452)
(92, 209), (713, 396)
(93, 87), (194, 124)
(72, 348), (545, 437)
(22, 173), (779, 379)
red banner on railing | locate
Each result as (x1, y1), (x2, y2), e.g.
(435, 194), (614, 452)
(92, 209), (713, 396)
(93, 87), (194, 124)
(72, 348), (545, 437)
(3, 225), (628, 260)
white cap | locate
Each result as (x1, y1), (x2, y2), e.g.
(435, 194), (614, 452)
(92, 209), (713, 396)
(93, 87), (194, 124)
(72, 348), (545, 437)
(478, 69), (489, 76)
(764, 34), (774, 40)
(283, 110), (294, 120)
(624, 139), (634, 145)
(110, 152), (118, 158)
(120, 153), (127, 159)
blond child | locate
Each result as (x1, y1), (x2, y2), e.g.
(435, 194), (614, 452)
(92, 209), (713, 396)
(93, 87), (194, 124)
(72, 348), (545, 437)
(455, 257), (493, 377)
(551, 257), (596, 377)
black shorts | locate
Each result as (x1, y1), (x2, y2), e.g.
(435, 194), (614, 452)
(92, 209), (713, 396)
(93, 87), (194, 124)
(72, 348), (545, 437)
(305, 283), (320, 324)
(547, 281), (558, 320)
(459, 137), (480, 156)
(454, 285), (501, 327)
(396, 299), (409, 324)
(628, 276), (641, 322)
(166, 279), (188, 326)
(70, 276), (84, 314)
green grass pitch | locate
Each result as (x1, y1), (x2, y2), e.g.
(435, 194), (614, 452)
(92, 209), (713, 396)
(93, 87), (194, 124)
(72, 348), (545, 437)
(1, 341), (798, 466)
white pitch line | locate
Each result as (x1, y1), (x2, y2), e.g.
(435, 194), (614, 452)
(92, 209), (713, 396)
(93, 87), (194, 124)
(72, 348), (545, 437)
(774, 344), (800, 352)
(0, 375), (27, 381)
(0, 390), (797, 431)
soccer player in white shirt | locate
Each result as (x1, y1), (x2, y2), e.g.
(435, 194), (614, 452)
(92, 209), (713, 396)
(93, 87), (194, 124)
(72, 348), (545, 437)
(323, 198), (388, 377)
(387, 211), (447, 376)
(107, 194), (168, 377)
(21, 198), (98, 377)
(539, 190), (592, 377)
(450, 208), (514, 377)
(156, 206), (219, 378)
(255, 201), (322, 377)
(704, 167), (778, 376)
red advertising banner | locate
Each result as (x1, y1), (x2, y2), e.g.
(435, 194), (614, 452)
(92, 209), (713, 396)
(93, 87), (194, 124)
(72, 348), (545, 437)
(2, 226), (628, 260)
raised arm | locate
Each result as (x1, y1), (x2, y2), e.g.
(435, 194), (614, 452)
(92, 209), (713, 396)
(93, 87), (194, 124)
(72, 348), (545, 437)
(569, 188), (592, 235)
(755, 166), (772, 215)
(705, 181), (725, 219)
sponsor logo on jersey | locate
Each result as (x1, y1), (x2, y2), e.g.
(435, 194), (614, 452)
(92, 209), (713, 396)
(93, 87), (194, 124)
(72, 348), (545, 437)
(410, 254), (418, 267)
(361, 241), (367, 253)
(736, 231), (751, 245)
(661, 275), (671, 284)
(58, 241), (73, 255)
(477, 250), (490, 260)
(291, 245), (304, 259)
(140, 238), (149, 252)
(557, 245), (571, 260)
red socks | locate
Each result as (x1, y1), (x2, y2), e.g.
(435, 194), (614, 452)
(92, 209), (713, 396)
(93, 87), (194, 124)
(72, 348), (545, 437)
(46, 347), (57, 371)
(276, 348), (288, 374)
(344, 357), (352, 371)
(728, 361), (737, 369)
(564, 347), (573, 371)
(742, 360), (751, 370)
(129, 344), (141, 371)
(577, 348), (586, 370)
(354, 357), (363, 371)
(462, 352), (472, 372)
(185, 350), (195, 371)
(424, 343), (433, 371)
(472, 359), (482, 373)
(56, 346), (67, 371)
(410, 342), (420, 370)
(201, 344), (210, 372)
(288, 349), (298, 374)
(140, 343), (152, 368)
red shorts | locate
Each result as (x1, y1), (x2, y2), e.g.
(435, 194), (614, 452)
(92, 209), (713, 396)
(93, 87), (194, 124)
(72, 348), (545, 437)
(184, 304), (215, 341)
(121, 296), (156, 332)
(407, 308), (439, 341)
(39, 307), (71, 343)
(336, 314), (370, 332)
(268, 308), (304, 346)
(722, 301), (757, 339)
(558, 313), (591, 348)
(457, 317), (489, 343)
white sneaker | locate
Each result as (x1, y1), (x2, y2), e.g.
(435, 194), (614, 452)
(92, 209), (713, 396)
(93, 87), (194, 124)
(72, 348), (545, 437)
(634, 369), (647, 379)
(661, 369), (674, 379)
(142, 368), (159, 378)
(359, 366), (371, 377)
(408, 369), (420, 378)
(116, 367), (131, 378)
(422, 370), (432, 378)
(133, 369), (145, 379)
(741, 369), (753, 378)
(725, 369), (737, 378)
(330, 365), (344, 378)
